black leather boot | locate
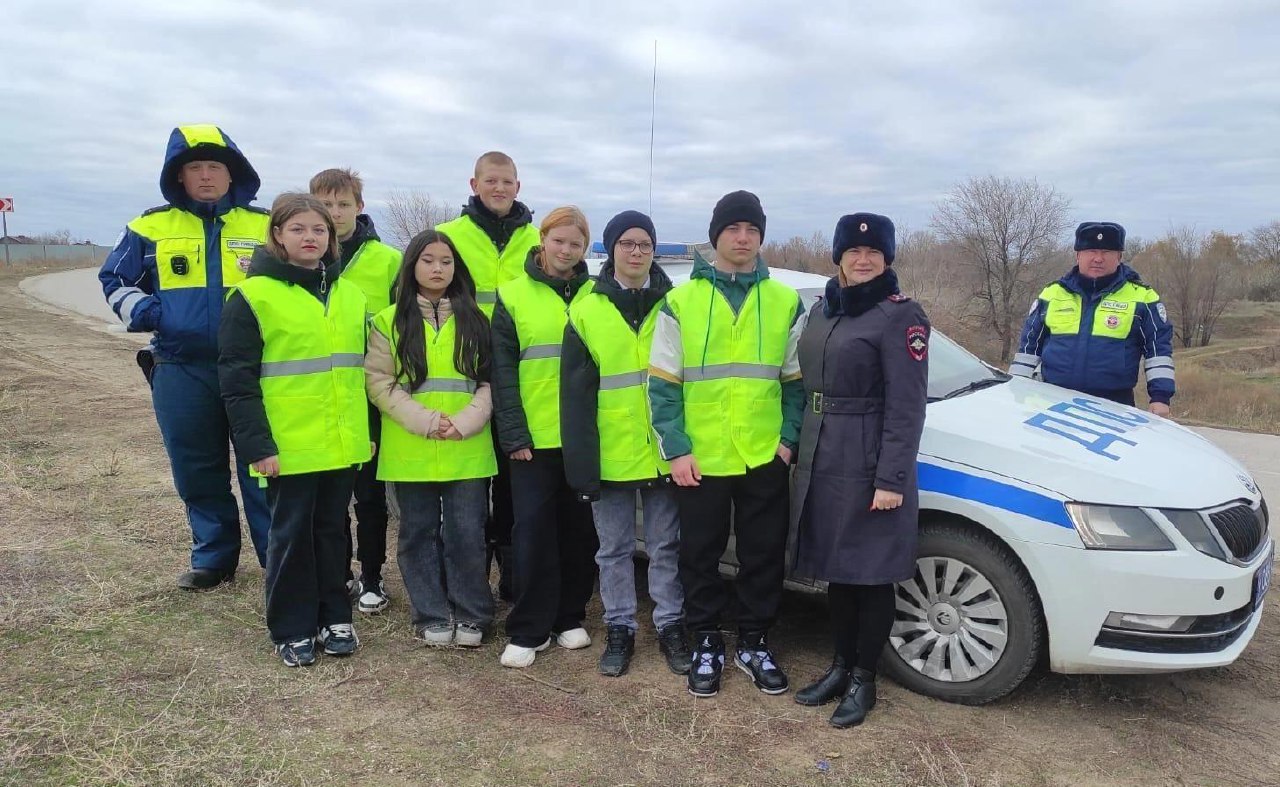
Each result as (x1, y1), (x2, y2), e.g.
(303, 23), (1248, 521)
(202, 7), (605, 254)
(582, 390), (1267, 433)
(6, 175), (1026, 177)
(794, 655), (850, 706)
(829, 667), (877, 728)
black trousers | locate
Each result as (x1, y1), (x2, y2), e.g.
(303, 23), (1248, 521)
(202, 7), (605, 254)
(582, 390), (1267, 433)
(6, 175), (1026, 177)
(487, 428), (515, 548)
(346, 405), (388, 582)
(265, 466), (357, 644)
(828, 582), (896, 673)
(677, 458), (790, 634)
(504, 449), (598, 647)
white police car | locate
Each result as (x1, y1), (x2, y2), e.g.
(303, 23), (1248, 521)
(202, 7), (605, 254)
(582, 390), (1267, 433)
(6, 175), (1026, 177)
(629, 259), (1272, 705)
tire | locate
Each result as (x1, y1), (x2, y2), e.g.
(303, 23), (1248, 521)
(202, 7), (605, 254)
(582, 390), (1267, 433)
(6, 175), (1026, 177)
(880, 521), (1044, 705)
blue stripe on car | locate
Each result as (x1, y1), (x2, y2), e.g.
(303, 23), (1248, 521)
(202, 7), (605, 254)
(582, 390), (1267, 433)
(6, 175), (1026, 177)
(919, 463), (1074, 529)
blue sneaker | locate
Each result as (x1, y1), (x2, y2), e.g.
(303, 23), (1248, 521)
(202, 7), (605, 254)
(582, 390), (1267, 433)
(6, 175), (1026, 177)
(275, 637), (317, 667)
(319, 624), (359, 656)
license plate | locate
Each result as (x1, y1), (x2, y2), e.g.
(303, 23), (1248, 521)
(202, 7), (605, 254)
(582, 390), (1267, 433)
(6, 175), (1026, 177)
(1254, 545), (1275, 608)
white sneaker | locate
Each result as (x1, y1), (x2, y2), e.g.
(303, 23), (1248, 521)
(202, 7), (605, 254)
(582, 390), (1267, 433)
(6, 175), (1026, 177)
(357, 580), (390, 614)
(555, 627), (591, 650)
(418, 623), (454, 646)
(500, 638), (551, 668)
(455, 623), (484, 648)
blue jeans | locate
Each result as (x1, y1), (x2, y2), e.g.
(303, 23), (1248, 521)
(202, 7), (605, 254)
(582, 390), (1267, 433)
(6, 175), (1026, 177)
(151, 360), (270, 571)
(395, 480), (494, 631)
(592, 485), (684, 632)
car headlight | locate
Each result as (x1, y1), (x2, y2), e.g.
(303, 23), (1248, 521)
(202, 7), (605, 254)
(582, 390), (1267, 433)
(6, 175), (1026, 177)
(1159, 509), (1228, 560)
(1065, 503), (1175, 551)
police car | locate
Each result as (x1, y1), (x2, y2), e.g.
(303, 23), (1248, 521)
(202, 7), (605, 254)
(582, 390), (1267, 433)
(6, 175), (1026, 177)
(615, 257), (1272, 706)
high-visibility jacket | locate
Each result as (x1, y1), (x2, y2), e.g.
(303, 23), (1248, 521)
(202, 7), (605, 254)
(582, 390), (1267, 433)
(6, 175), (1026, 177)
(567, 290), (669, 482)
(100, 124), (268, 362)
(437, 216), (540, 317)
(369, 306), (497, 482)
(663, 276), (799, 475)
(1011, 264), (1175, 403)
(341, 239), (401, 317)
(496, 275), (594, 449)
(235, 276), (371, 475)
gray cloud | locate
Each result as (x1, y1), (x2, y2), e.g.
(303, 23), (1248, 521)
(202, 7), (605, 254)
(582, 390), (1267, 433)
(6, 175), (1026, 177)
(3, 0), (1277, 247)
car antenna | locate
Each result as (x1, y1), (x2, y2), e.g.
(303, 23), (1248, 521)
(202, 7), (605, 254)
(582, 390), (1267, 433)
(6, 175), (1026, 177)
(649, 39), (657, 217)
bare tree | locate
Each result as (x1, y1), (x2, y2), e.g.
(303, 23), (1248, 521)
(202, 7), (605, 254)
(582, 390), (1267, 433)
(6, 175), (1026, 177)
(1135, 227), (1243, 347)
(32, 229), (74, 245)
(1244, 220), (1280, 268)
(761, 231), (829, 273)
(932, 176), (1071, 362)
(380, 190), (460, 249)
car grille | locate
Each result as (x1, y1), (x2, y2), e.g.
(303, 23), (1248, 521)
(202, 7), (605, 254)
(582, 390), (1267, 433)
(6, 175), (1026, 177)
(1209, 503), (1267, 561)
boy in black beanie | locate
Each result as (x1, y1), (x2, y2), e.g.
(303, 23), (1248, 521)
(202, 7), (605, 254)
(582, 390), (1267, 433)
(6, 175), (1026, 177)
(647, 190), (805, 697)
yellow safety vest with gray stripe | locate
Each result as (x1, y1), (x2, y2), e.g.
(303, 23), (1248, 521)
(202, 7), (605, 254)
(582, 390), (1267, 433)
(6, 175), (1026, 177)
(341, 239), (401, 317)
(567, 290), (670, 482)
(664, 277), (798, 476)
(235, 276), (371, 476)
(128, 208), (267, 294)
(436, 217), (541, 318)
(497, 275), (595, 449)
(369, 305), (497, 482)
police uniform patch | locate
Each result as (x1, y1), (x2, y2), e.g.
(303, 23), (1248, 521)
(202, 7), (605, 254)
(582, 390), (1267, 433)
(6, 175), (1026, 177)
(1156, 303), (1167, 322)
(226, 239), (259, 250)
(237, 255), (252, 273)
(860, 222), (868, 232)
(1105, 314), (1120, 329)
(887, 293), (910, 302)
(1100, 299), (1127, 312)
(907, 325), (928, 361)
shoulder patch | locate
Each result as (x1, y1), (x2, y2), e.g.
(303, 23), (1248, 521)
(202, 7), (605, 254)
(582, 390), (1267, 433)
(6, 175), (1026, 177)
(140, 204), (173, 216)
(1156, 302), (1168, 322)
(906, 325), (928, 361)
(887, 293), (911, 302)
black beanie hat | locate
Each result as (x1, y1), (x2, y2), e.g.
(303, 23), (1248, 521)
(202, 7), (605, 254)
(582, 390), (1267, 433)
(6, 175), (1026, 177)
(708, 190), (766, 245)
(832, 212), (896, 264)
(602, 210), (656, 263)
(1074, 222), (1125, 252)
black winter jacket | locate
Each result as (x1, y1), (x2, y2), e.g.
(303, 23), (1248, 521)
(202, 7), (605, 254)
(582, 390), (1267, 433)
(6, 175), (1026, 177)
(560, 261), (674, 500)
(489, 249), (592, 455)
(218, 247), (347, 464)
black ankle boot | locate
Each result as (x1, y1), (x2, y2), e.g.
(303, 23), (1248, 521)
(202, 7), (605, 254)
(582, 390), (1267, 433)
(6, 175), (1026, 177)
(829, 667), (877, 728)
(794, 655), (850, 706)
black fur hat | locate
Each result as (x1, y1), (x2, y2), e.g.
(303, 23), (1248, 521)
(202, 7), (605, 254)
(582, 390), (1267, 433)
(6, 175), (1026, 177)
(832, 212), (896, 264)
(1074, 222), (1125, 252)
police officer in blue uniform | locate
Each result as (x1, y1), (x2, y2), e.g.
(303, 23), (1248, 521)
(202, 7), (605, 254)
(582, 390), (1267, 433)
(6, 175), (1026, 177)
(99, 125), (271, 589)
(1010, 222), (1174, 416)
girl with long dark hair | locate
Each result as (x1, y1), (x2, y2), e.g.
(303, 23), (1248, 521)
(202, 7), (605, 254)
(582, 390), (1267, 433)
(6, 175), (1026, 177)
(365, 230), (497, 647)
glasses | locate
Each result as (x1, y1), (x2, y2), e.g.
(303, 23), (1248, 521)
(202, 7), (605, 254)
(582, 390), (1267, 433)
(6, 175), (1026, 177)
(617, 240), (654, 253)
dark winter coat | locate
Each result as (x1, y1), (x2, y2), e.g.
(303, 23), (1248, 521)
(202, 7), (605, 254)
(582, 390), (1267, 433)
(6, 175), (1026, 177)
(489, 248), (592, 455)
(792, 271), (930, 584)
(560, 260), (674, 500)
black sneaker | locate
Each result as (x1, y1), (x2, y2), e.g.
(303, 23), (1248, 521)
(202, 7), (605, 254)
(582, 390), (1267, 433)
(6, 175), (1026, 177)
(657, 623), (692, 675)
(275, 637), (317, 667)
(176, 568), (234, 591)
(598, 624), (635, 677)
(319, 623), (359, 656)
(687, 632), (725, 697)
(735, 631), (789, 695)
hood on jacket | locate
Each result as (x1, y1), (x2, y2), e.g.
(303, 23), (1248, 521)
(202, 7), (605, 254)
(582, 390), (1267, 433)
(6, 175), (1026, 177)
(689, 248), (770, 284)
(1058, 262), (1143, 296)
(245, 245), (341, 290)
(594, 259), (674, 329)
(159, 125), (261, 211)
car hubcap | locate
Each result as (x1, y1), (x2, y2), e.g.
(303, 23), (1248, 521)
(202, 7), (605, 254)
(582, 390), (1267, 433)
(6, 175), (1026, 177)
(891, 556), (1009, 682)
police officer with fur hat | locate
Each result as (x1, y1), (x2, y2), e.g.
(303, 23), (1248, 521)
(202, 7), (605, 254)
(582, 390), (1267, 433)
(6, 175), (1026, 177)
(791, 212), (929, 728)
(1010, 221), (1174, 416)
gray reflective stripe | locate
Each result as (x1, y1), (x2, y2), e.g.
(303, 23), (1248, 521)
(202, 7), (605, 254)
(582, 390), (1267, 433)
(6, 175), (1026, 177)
(260, 353), (364, 378)
(599, 370), (646, 390)
(520, 344), (562, 361)
(1146, 368), (1176, 381)
(1144, 355), (1174, 369)
(683, 363), (781, 382)
(477, 291), (497, 304)
(411, 379), (478, 394)
(1012, 353), (1040, 368)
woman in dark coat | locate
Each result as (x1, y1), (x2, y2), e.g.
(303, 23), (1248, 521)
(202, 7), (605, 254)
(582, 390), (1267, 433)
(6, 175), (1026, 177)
(791, 213), (929, 728)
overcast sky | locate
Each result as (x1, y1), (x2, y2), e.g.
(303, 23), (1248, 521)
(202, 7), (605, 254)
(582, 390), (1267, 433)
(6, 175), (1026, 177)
(3, 0), (1278, 247)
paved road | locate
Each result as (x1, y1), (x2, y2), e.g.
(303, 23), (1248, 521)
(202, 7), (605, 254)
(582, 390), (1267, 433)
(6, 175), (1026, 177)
(18, 266), (1280, 502)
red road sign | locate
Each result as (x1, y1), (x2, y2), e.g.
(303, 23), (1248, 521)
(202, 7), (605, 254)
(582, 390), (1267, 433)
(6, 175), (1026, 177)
(0, 198), (13, 212)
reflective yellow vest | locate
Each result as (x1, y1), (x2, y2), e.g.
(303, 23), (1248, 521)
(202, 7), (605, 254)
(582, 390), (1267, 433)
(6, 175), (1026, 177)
(665, 277), (798, 475)
(128, 207), (267, 293)
(235, 276), (371, 476)
(436, 216), (540, 317)
(567, 291), (669, 481)
(369, 305), (497, 482)
(496, 275), (594, 450)
(1040, 280), (1158, 339)
(341, 239), (401, 317)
